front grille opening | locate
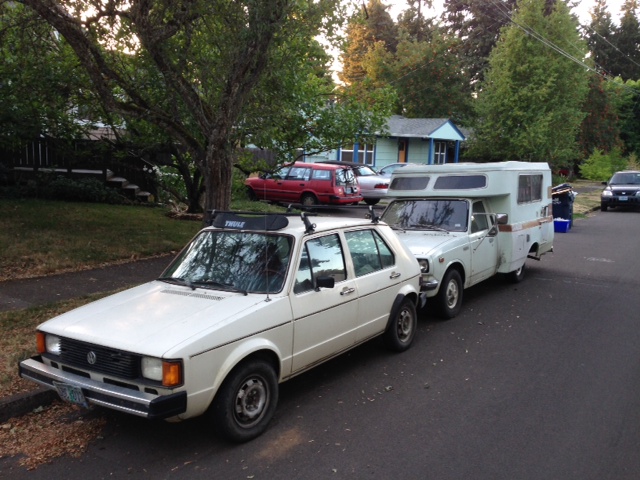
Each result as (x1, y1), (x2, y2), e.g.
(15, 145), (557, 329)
(103, 377), (140, 391)
(59, 338), (141, 379)
(62, 366), (91, 378)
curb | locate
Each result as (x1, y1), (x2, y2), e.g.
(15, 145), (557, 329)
(0, 387), (58, 423)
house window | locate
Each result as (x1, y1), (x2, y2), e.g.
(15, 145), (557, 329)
(434, 142), (447, 164)
(341, 144), (374, 165)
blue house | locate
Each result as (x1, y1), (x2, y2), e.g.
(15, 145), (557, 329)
(306, 115), (466, 169)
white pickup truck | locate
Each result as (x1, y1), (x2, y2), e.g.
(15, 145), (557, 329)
(380, 161), (555, 318)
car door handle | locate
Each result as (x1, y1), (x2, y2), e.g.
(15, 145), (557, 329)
(340, 287), (356, 296)
(389, 272), (401, 279)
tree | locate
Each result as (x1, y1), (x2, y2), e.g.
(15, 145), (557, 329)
(469, 0), (589, 167)
(362, 30), (472, 122)
(0, 3), (94, 149)
(611, 78), (640, 155)
(577, 74), (622, 160)
(339, 0), (398, 86)
(584, 0), (618, 76)
(609, 0), (640, 80)
(396, 0), (437, 42)
(19, 0), (389, 214)
(441, 0), (517, 91)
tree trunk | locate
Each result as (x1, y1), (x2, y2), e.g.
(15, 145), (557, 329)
(202, 140), (233, 216)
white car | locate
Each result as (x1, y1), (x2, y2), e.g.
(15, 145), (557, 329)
(20, 212), (423, 442)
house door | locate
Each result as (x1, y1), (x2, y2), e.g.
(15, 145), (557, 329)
(398, 139), (407, 163)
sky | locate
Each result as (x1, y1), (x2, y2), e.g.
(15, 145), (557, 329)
(389, 0), (628, 25)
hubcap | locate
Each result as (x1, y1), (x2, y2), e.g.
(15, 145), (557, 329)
(397, 309), (413, 341)
(446, 280), (459, 308)
(234, 377), (267, 426)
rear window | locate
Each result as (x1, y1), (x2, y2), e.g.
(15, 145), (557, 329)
(434, 175), (486, 190)
(335, 168), (356, 186)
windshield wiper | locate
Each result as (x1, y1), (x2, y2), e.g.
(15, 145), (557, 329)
(158, 277), (196, 290)
(192, 280), (248, 295)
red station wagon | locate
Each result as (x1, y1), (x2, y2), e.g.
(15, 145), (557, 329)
(245, 162), (362, 206)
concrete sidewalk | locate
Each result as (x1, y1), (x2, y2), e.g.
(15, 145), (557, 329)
(0, 255), (175, 422)
(0, 256), (173, 313)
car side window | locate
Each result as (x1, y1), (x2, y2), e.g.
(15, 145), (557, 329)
(471, 201), (489, 233)
(287, 167), (312, 181)
(294, 234), (346, 294)
(311, 169), (331, 181)
(344, 229), (395, 277)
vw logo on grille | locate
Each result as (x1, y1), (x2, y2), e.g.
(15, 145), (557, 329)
(87, 351), (97, 365)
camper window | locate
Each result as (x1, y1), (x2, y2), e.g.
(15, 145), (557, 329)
(434, 175), (487, 190)
(518, 174), (543, 203)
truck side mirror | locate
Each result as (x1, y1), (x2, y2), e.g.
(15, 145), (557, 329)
(495, 213), (508, 225)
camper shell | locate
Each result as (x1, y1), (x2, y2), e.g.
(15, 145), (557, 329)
(381, 161), (554, 318)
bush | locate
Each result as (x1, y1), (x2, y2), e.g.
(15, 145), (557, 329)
(0, 174), (126, 203)
(579, 148), (627, 181)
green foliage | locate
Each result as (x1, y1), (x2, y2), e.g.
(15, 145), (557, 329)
(578, 74), (621, 159)
(1, 175), (126, 204)
(579, 148), (627, 181)
(469, 0), (589, 166)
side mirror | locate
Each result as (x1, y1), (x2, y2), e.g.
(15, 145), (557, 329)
(495, 213), (508, 225)
(315, 276), (335, 291)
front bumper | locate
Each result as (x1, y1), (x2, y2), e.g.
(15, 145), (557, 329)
(601, 195), (640, 207)
(19, 356), (187, 420)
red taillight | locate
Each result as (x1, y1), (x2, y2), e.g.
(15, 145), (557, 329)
(374, 183), (389, 189)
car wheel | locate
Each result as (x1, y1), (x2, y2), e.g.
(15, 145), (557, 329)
(301, 193), (318, 206)
(435, 269), (463, 319)
(600, 203), (607, 211)
(246, 187), (258, 201)
(383, 297), (417, 352)
(508, 263), (525, 283)
(210, 358), (279, 443)
(364, 198), (380, 206)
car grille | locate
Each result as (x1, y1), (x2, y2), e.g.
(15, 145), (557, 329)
(60, 337), (140, 379)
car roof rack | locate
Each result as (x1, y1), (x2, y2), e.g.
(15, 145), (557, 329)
(208, 211), (291, 230)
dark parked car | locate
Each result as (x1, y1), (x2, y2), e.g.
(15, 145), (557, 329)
(601, 170), (640, 211)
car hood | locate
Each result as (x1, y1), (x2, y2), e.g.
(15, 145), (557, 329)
(39, 281), (281, 357)
(391, 230), (463, 257)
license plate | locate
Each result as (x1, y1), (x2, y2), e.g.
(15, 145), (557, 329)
(619, 197), (628, 201)
(54, 381), (89, 408)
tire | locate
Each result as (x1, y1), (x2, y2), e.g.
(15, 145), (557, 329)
(210, 358), (279, 443)
(508, 263), (526, 283)
(364, 198), (380, 206)
(301, 193), (318, 206)
(246, 187), (258, 201)
(435, 269), (463, 319)
(600, 203), (607, 211)
(383, 297), (417, 352)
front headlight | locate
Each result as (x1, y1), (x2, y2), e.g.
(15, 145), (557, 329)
(141, 357), (183, 387)
(418, 259), (429, 273)
(601, 188), (612, 197)
(37, 332), (61, 355)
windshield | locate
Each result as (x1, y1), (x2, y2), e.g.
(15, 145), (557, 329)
(610, 172), (640, 185)
(335, 168), (357, 186)
(161, 231), (293, 293)
(381, 199), (469, 232)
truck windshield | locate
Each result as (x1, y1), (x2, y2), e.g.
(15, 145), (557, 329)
(161, 231), (293, 294)
(381, 199), (469, 232)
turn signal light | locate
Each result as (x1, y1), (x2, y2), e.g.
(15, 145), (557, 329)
(162, 361), (183, 387)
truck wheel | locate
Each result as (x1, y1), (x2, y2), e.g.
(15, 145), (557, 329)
(383, 297), (417, 352)
(508, 263), (526, 283)
(364, 198), (380, 206)
(210, 358), (279, 443)
(435, 269), (463, 319)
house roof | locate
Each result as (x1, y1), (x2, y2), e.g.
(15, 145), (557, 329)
(382, 115), (466, 141)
